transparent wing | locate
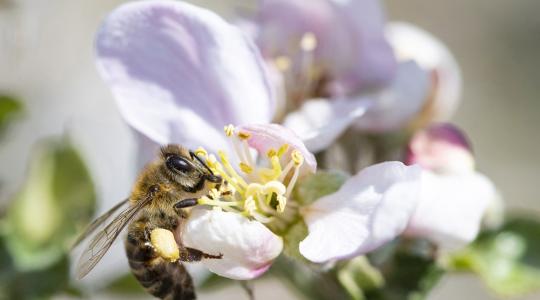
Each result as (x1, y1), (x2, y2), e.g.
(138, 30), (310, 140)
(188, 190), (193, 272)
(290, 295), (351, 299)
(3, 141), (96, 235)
(75, 197), (152, 279)
(72, 198), (130, 249)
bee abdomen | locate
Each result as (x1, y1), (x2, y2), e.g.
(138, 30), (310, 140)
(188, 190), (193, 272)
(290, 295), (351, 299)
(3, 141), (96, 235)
(126, 233), (195, 300)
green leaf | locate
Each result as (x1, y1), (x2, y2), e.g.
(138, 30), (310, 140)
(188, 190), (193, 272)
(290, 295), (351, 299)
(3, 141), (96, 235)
(4, 138), (96, 271)
(0, 236), (71, 300)
(0, 95), (23, 135)
(449, 216), (540, 297)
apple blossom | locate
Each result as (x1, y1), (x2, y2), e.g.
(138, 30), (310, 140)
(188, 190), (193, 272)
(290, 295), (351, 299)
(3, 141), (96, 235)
(95, 0), (423, 281)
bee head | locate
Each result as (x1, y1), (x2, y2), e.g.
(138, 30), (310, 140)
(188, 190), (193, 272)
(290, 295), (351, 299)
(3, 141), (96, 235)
(160, 144), (221, 193)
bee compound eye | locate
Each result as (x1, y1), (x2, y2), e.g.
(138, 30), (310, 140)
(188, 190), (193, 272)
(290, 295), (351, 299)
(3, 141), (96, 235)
(166, 155), (194, 173)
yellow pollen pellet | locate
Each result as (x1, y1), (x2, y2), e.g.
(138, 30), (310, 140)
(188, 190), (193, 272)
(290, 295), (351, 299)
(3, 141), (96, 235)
(301, 32), (317, 51)
(239, 162), (253, 174)
(237, 131), (251, 140)
(292, 150), (304, 166)
(150, 228), (179, 262)
(224, 124), (235, 137)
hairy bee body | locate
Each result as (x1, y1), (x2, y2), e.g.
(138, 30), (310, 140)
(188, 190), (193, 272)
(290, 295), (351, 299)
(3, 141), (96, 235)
(74, 145), (222, 300)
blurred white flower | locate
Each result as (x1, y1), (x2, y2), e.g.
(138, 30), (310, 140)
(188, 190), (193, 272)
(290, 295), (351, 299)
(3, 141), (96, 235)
(404, 124), (501, 250)
(387, 22), (462, 128)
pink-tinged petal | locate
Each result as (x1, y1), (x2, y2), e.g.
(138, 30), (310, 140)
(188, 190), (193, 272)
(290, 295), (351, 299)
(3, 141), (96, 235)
(96, 1), (274, 153)
(255, 0), (396, 94)
(237, 123), (317, 175)
(283, 98), (371, 152)
(354, 61), (430, 132)
(387, 22), (462, 123)
(299, 162), (422, 263)
(181, 208), (283, 280)
(406, 123), (474, 174)
(405, 170), (498, 250)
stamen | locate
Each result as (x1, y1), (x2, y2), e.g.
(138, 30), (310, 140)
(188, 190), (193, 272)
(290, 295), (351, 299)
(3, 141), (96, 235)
(194, 147), (207, 158)
(239, 162), (253, 174)
(277, 144), (289, 157)
(237, 131), (251, 140)
(224, 124), (235, 137)
(275, 56), (291, 72)
(291, 150), (304, 166)
(300, 32), (317, 52)
(218, 150), (248, 188)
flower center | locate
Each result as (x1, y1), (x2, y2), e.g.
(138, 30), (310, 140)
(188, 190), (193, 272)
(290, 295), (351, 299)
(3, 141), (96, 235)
(194, 125), (304, 228)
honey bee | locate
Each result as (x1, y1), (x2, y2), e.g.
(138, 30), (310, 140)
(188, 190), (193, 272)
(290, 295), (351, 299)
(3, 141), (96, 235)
(73, 144), (223, 300)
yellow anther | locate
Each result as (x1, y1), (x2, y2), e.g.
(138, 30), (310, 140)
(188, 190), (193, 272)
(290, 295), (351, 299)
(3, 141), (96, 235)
(206, 154), (218, 169)
(275, 56), (291, 71)
(224, 124), (235, 137)
(267, 148), (277, 158)
(194, 147), (207, 157)
(291, 150), (304, 166)
(301, 32), (317, 52)
(237, 131), (251, 140)
(239, 162), (253, 174)
(277, 144), (289, 157)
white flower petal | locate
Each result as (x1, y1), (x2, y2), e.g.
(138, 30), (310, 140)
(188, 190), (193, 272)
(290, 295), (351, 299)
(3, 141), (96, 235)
(354, 61), (430, 132)
(406, 170), (498, 250)
(181, 208), (283, 280)
(96, 1), (274, 153)
(387, 22), (462, 122)
(300, 162), (422, 263)
(238, 123), (317, 176)
(283, 98), (371, 153)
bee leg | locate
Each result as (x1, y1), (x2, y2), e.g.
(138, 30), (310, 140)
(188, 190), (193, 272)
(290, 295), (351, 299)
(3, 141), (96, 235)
(179, 247), (223, 262)
(174, 198), (198, 219)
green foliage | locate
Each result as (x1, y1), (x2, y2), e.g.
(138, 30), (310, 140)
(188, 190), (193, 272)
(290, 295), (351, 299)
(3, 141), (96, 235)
(337, 257), (384, 300)
(449, 216), (540, 297)
(0, 95), (23, 136)
(0, 138), (96, 299)
(363, 240), (444, 300)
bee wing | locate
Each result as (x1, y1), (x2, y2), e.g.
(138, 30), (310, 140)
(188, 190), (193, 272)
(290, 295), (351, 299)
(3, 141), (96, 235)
(75, 197), (152, 279)
(72, 198), (130, 249)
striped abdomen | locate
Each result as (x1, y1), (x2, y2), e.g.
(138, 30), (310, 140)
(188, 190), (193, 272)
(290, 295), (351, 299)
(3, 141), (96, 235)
(125, 221), (194, 300)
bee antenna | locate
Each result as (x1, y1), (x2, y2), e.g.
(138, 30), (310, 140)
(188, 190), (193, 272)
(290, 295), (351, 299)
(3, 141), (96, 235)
(190, 150), (215, 175)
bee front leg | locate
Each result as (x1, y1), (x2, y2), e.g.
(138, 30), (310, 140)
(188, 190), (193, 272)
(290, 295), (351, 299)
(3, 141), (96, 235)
(179, 247), (223, 262)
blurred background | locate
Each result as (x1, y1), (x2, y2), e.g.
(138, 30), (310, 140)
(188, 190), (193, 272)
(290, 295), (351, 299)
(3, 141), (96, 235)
(0, 0), (538, 299)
